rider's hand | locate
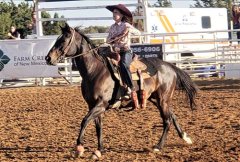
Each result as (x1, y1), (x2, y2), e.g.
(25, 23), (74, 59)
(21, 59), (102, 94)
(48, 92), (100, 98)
(114, 47), (120, 53)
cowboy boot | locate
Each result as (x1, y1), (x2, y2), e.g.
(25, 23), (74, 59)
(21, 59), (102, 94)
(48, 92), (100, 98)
(140, 90), (147, 109)
(131, 90), (139, 109)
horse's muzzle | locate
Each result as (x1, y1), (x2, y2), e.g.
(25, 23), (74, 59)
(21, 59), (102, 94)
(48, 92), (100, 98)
(45, 56), (53, 65)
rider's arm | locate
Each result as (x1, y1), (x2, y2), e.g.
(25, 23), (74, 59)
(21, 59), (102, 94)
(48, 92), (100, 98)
(107, 24), (129, 43)
(7, 33), (18, 39)
(114, 27), (129, 42)
(7, 32), (21, 39)
(126, 23), (141, 35)
(107, 25), (116, 43)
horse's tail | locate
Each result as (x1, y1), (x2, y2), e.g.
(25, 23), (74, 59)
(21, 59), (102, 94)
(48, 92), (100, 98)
(170, 63), (198, 110)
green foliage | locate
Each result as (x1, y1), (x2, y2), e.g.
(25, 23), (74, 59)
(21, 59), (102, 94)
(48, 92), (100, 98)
(82, 26), (109, 34)
(73, 26), (109, 46)
(192, 0), (228, 8)
(52, 13), (65, 35)
(42, 12), (65, 35)
(154, 0), (172, 7)
(0, 1), (32, 39)
(0, 1), (65, 39)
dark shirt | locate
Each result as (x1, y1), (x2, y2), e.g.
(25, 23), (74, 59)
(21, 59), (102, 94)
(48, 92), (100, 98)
(9, 30), (20, 39)
(17, 28), (32, 39)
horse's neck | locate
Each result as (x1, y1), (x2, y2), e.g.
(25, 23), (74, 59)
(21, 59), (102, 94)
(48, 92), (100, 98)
(74, 43), (105, 81)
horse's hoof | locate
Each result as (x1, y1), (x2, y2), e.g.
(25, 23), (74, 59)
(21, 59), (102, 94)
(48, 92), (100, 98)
(183, 132), (193, 144)
(153, 146), (160, 152)
(141, 105), (146, 109)
(75, 145), (85, 158)
(90, 150), (102, 160)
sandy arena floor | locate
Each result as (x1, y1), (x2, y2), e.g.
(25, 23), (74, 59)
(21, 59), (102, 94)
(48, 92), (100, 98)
(0, 79), (239, 161)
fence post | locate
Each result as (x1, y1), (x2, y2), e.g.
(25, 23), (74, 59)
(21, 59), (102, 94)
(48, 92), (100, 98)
(162, 35), (166, 61)
(69, 58), (73, 84)
(35, 1), (43, 37)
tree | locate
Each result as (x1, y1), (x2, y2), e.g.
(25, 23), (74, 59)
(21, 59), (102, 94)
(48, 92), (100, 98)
(41, 11), (51, 35)
(52, 13), (65, 35)
(82, 26), (108, 34)
(68, 26), (108, 46)
(0, 1), (65, 39)
(191, 0), (228, 8)
(0, 1), (33, 38)
(0, 2), (12, 39)
(42, 12), (65, 35)
(154, 0), (172, 7)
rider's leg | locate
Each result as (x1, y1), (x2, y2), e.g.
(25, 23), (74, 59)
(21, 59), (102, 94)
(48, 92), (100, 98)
(119, 50), (134, 91)
(119, 50), (139, 108)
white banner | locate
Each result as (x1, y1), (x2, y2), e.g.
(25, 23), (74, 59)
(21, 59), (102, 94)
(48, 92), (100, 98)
(0, 39), (60, 79)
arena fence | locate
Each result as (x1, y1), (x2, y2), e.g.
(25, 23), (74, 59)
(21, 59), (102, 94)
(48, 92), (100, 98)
(1, 1), (240, 87)
(1, 29), (240, 87)
(32, 0), (240, 80)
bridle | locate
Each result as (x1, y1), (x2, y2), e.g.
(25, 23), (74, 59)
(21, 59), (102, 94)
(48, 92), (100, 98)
(57, 27), (127, 60)
(56, 27), (76, 59)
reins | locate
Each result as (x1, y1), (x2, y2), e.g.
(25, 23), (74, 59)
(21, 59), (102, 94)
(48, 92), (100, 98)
(65, 27), (126, 59)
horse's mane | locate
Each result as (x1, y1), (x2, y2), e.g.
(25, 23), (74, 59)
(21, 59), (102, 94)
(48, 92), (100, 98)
(74, 27), (96, 49)
(74, 27), (105, 63)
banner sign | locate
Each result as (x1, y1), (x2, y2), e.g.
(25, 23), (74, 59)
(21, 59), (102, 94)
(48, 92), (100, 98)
(131, 44), (163, 59)
(0, 39), (60, 79)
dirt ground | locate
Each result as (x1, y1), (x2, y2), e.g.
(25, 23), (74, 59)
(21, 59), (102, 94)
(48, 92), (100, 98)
(0, 78), (239, 162)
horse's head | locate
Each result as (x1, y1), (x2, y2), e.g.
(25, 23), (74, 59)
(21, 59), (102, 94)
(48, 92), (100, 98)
(45, 23), (78, 65)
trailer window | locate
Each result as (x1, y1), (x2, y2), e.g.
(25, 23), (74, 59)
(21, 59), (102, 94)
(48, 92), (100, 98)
(201, 16), (211, 29)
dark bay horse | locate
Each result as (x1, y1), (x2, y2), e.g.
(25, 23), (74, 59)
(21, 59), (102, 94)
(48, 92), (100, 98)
(45, 23), (197, 159)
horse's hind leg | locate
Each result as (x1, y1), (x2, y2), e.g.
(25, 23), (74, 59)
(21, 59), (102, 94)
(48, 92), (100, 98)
(171, 113), (192, 144)
(153, 98), (192, 151)
(153, 97), (172, 151)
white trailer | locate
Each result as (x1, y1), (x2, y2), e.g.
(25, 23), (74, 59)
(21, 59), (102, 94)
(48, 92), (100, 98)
(141, 7), (229, 61)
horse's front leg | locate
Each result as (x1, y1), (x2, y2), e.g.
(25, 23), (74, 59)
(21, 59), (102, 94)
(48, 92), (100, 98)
(75, 102), (105, 158)
(95, 115), (103, 150)
(90, 115), (103, 159)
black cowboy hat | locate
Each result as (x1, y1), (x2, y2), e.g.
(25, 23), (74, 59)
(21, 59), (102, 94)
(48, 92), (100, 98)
(106, 4), (133, 24)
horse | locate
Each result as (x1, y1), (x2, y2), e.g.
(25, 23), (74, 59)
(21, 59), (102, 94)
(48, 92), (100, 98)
(45, 23), (198, 159)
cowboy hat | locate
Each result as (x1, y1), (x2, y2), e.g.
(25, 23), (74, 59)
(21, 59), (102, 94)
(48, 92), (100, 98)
(106, 4), (133, 24)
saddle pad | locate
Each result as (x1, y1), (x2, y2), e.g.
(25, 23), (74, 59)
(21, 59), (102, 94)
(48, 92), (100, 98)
(131, 72), (151, 81)
(130, 60), (147, 73)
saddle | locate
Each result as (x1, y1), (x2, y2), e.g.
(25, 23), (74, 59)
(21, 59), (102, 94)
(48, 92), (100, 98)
(99, 45), (155, 81)
(99, 45), (157, 109)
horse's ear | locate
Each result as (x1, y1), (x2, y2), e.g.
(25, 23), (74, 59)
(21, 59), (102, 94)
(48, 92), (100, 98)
(64, 23), (71, 32)
(60, 23), (71, 32)
(59, 24), (64, 32)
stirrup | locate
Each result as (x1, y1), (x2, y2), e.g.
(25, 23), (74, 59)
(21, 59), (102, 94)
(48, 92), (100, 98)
(122, 87), (131, 100)
(122, 95), (130, 100)
(122, 87), (132, 100)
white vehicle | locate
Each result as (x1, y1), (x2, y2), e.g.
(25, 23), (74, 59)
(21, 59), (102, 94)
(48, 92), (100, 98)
(141, 7), (229, 61)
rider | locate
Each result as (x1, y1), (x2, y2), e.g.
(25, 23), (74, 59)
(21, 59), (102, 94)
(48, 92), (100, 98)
(106, 4), (141, 101)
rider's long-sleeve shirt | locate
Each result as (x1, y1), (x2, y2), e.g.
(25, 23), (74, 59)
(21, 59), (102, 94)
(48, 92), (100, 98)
(107, 21), (141, 49)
